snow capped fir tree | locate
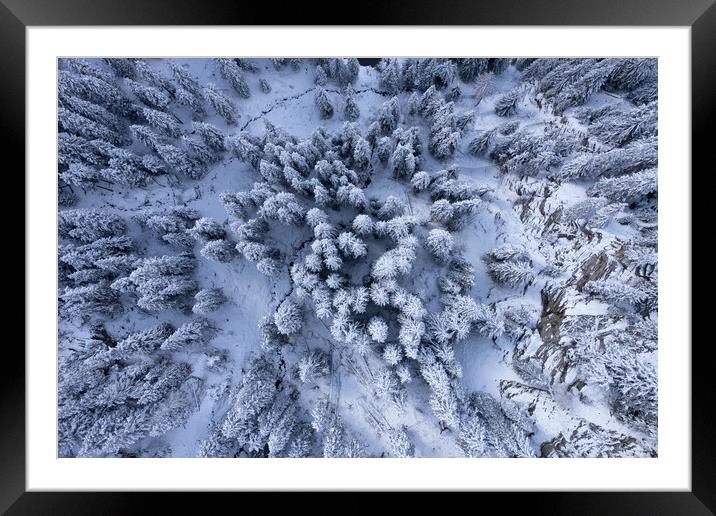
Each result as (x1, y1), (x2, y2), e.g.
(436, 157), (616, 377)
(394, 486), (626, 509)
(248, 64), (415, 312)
(314, 87), (334, 119)
(386, 427), (415, 457)
(380, 58), (402, 94)
(368, 316), (389, 343)
(378, 96), (401, 135)
(376, 136), (393, 164)
(352, 214), (374, 237)
(344, 85), (360, 121)
(494, 89), (521, 117)
(189, 217), (226, 241)
(390, 143), (416, 179)
(296, 350), (330, 384)
(161, 318), (212, 351)
(203, 84), (238, 124)
(192, 288), (226, 314)
(274, 299), (304, 335)
(425, 229), (454, 263)
(215, 58), (251, 98)
(200, 239), (236, 262)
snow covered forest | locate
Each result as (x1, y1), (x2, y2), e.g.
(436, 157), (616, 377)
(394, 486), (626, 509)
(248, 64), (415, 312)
(57, 57), (658, 458)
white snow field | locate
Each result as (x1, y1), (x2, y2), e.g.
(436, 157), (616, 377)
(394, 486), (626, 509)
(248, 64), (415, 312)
(57, 58), (657, 458)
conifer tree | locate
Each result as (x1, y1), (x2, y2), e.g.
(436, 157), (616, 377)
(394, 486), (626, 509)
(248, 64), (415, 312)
(215, 58), (252, 98)
(161, 319), (212, 351)
(192, 288), (227, 314)
(200, 239), (236, 262)
(390, 143), (416, 179)
(296, 350), (330, 384)
(494, 89), (520, 117)
(380, 58), (402, 94)
(203, 84), (239, 124)
(344, 85), (361, 121)
(274, 299), (303, 335)
(156, 144), (206, 179)
(425, 229), (454, 264)
(142, 107), (182, 138)
(314, 87), (334, 119)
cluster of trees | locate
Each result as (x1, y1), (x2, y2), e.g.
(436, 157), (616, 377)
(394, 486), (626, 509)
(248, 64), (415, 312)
(59, 210), (130, 319)
(457, 57), (660, 456)
(59, 321), (210, 457)
(521, 58), (657, 114)
(314, 58), (360, 87)
(470, 122), (584, 177)
(199, 355), (315, 457)
(58, 58), (660, 457)
(59, 57), (305, 205)
(379, 58), (509, 95)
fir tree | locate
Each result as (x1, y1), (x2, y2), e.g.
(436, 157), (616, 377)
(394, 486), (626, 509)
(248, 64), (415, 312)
(344, 85), (361, 121)
(425, 229), (454, 264)
(125, 254), (198, 312)
(390, 143), (416, 179)
(456, 58), (489, 82)
(200, 240), (236, 262)
(161, 319), (212, 351)
(368, 316), (389, 343)
(126, 79), (171, 110)
(274, 299), (303, 335)
(314, 65), (328, 86)
(352, 137), (371, 171)
(259, 192), (305, 225)
(142, 107), (182, 138)
(314, 87), (334, 119)
(494, 89), (520, 117)
(386, 427), (414, 457)
(101, 149), (151, 187)
(58, 70), (135, 117)
(587, 168), (657, 204)
(380, 58), (402, 94)
(352, 214), (374, 237)
(192, 288), (226, 314)
(296, 350), (330, 384)
(215, 58), (251, 98)
(583, 279), (648, 308)
(428, 102), (461, 159)
(378, 96), (401, 135)
(130, 124), (165, 151)
(60, 163), (101, 189)
(58, 107), (124, 145)
(410, 171), (431, 192)
(376, 137), (393, 164)
(337, 232), (368, 259)
(193, 122), (226, 152)
(60, 95), (122, 132)
(134, 60), (176, 96)
(189, 217), (226, 241)
(104, 58), (138, 79)
(156, 144), (206, 179)
(306, 207), (329, 228)
(203, 84), (239, 124)
(60, 282), (122, 319)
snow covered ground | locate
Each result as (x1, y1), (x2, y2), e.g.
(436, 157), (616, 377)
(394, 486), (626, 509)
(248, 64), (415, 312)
(57, 58), (658, 458)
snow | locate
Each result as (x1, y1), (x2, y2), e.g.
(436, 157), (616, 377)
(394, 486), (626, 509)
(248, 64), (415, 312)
(58, 58), (658, 458)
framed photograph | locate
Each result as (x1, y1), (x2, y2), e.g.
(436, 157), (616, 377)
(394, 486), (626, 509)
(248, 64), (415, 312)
(8, 0), (710, 511)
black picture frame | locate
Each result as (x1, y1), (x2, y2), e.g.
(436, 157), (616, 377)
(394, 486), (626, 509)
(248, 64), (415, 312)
(5, 0), (711, 513)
